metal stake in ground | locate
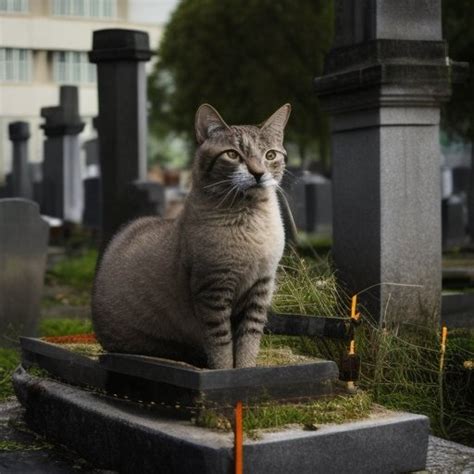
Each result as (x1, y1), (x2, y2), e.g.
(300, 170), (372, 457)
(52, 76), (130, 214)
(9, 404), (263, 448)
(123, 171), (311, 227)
(235, 401), (243, 474)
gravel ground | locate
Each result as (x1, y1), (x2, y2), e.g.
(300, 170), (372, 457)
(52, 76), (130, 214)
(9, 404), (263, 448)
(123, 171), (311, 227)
(1, 399), (473, 473)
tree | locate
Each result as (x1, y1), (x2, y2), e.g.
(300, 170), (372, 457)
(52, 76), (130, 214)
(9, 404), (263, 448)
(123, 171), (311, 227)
(148, 0), (334, 167)
(442, 0), (474, 142)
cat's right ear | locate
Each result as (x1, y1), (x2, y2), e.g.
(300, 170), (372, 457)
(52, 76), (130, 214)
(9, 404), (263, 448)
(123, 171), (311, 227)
(195, 104), (231, 144)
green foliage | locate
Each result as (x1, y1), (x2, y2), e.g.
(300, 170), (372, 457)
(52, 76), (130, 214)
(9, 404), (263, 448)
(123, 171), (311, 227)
(195, 391), (372, 436)
(442, 0), (474, 141)
(272, 252), (474, 446)
(39, 319), (93, 338)
(272, 250), (347, 317)
(0, 349), (20, 401)
(149, 0), (334, 166)
(0, 440), (53, 452)
(46, 249), (98, 291)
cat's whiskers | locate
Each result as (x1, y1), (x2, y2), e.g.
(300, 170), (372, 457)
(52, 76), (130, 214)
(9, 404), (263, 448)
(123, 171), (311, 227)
(215, 184), (239, 209)
(203, 179), (233, 190)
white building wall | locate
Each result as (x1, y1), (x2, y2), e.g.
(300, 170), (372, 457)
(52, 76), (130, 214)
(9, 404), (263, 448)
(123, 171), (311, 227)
(0, 0), (163, 181)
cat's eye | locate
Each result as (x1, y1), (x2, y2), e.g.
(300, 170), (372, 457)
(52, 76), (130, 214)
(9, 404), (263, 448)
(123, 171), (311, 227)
(265, 150), (277, 161)
(226, 150), (239, 160)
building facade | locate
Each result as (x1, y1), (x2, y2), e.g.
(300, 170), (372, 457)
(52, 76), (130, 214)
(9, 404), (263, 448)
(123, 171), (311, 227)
(0, 0), (162, 180)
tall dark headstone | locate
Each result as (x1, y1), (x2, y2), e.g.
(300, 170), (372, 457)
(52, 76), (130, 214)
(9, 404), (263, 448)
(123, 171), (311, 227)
(89, 29), (153, 247)
(41, 86), (85, 223)
(0, 199), (49, 345)
(8, 121), (32, 200)
(315, 0), (467, 327)
(469, 148), (474, 243)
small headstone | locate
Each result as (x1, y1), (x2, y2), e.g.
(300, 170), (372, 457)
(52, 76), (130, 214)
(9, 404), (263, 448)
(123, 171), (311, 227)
(442, 196), (467, 250)
(129, 181), (166, 218)
(304, 174), (332, 235)
(0, 199), (49, 345)
(441, 166), (453, 199)
(8, 121), (32, 200)
(452, 167), (470, 195)
(285, 171), (332, 235)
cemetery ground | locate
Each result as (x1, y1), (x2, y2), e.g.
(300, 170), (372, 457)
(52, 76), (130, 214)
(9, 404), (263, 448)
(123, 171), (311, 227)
(0, 238), (473, 472)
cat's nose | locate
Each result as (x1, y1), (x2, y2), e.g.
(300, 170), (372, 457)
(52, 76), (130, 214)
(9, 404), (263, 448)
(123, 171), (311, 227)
(251, 172), (264, 183)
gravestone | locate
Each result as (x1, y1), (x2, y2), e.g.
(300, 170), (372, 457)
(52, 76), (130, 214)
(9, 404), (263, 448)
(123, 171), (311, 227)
(83, 178), (102, 229)
(469, 149), (474, 243)
(452, 167), (470, 195)
(41, 86), (85, 223)
(83, 117), (102, 229)
(89, 29), (153, 248)
(8, 121), (32, 200)
(315, 0), (467, 326)
(286, 172), (332, 235)
(441, 167), (453, 200)
(442, 196), (467, 250)
(83, 117), (100, 178)
(29, 162), (43, 207)
(0, 199), (49, 345)
(304, 174), (332, 235)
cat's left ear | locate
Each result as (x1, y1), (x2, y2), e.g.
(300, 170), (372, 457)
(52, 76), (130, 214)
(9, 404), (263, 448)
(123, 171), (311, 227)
(195, 104), (231, 144)
(260, 104), (291, 142)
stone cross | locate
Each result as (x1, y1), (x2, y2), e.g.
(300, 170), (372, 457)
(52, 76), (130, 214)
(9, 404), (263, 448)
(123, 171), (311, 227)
(89, 29), (153, 247)
(315, 0), (466, 327)
(8, 121), (32, 200)
(41, 85), (85, 223)
(0, 199), (49, 345)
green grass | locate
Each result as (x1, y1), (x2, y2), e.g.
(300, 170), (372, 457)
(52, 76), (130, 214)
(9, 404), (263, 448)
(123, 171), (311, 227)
(272, 251), (346, 317)
(0, 349), (20, 401)
(271, 251), (474, 446)
(0, 318), (93, 401)
(46, 249), (98, 291)
(195, 391), (373, 437)
(39, 318), (93, 337)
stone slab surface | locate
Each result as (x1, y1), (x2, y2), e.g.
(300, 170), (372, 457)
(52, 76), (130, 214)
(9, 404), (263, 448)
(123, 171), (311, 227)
(3, 397), (473, 473)
(13, 367), (431, 474)
(21, 337), (338, 406)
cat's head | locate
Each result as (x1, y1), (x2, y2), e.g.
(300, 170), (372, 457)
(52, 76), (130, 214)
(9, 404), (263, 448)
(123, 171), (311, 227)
(192, 104), (291, 201)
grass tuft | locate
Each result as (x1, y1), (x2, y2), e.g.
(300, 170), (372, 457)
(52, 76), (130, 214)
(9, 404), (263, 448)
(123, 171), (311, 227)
(272, 251), (474, 446)
(39, 318), (93, 338)
(195, 391), (373, 437)
(46, 249), (98, 291)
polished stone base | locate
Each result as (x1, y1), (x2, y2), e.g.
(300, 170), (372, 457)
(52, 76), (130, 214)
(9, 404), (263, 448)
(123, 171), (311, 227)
(13, 366), (430, 474)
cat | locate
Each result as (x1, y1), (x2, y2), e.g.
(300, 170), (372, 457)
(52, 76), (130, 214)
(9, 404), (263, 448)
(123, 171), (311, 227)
(92, 103), (291, 369)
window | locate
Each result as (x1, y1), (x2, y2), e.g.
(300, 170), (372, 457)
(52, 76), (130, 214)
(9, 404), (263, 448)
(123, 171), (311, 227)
(0, 49), (32, 82)
(51, 0), (117, 18)
(0, 0), (29, 13)
(53, 51), (96, 84)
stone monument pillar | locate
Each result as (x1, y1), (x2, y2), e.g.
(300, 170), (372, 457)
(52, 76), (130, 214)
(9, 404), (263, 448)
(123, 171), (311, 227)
(89, 29), (153, 246)
(41, 86), (85, 223)
(8, 121), (32, 200)
(315, 0), (464, 327)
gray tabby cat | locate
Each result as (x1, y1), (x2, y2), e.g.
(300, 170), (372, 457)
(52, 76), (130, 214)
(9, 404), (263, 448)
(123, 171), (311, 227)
(92, 103), (291, 369)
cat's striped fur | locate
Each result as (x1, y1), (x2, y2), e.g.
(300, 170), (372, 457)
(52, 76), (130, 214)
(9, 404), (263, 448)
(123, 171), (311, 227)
(92, 103), (291, 369)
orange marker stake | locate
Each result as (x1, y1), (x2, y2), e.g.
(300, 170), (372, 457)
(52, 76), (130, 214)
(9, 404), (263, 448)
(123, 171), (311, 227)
(351, 295), (357, 318)
(351, 294), (361, 321)
(235, 401), (243, 474)
(439, 325), (448, 371)
(349, 339), (355, 355)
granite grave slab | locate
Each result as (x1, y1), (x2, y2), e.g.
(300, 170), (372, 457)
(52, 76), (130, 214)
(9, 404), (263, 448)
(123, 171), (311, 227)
(13, 367), (430, 474)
